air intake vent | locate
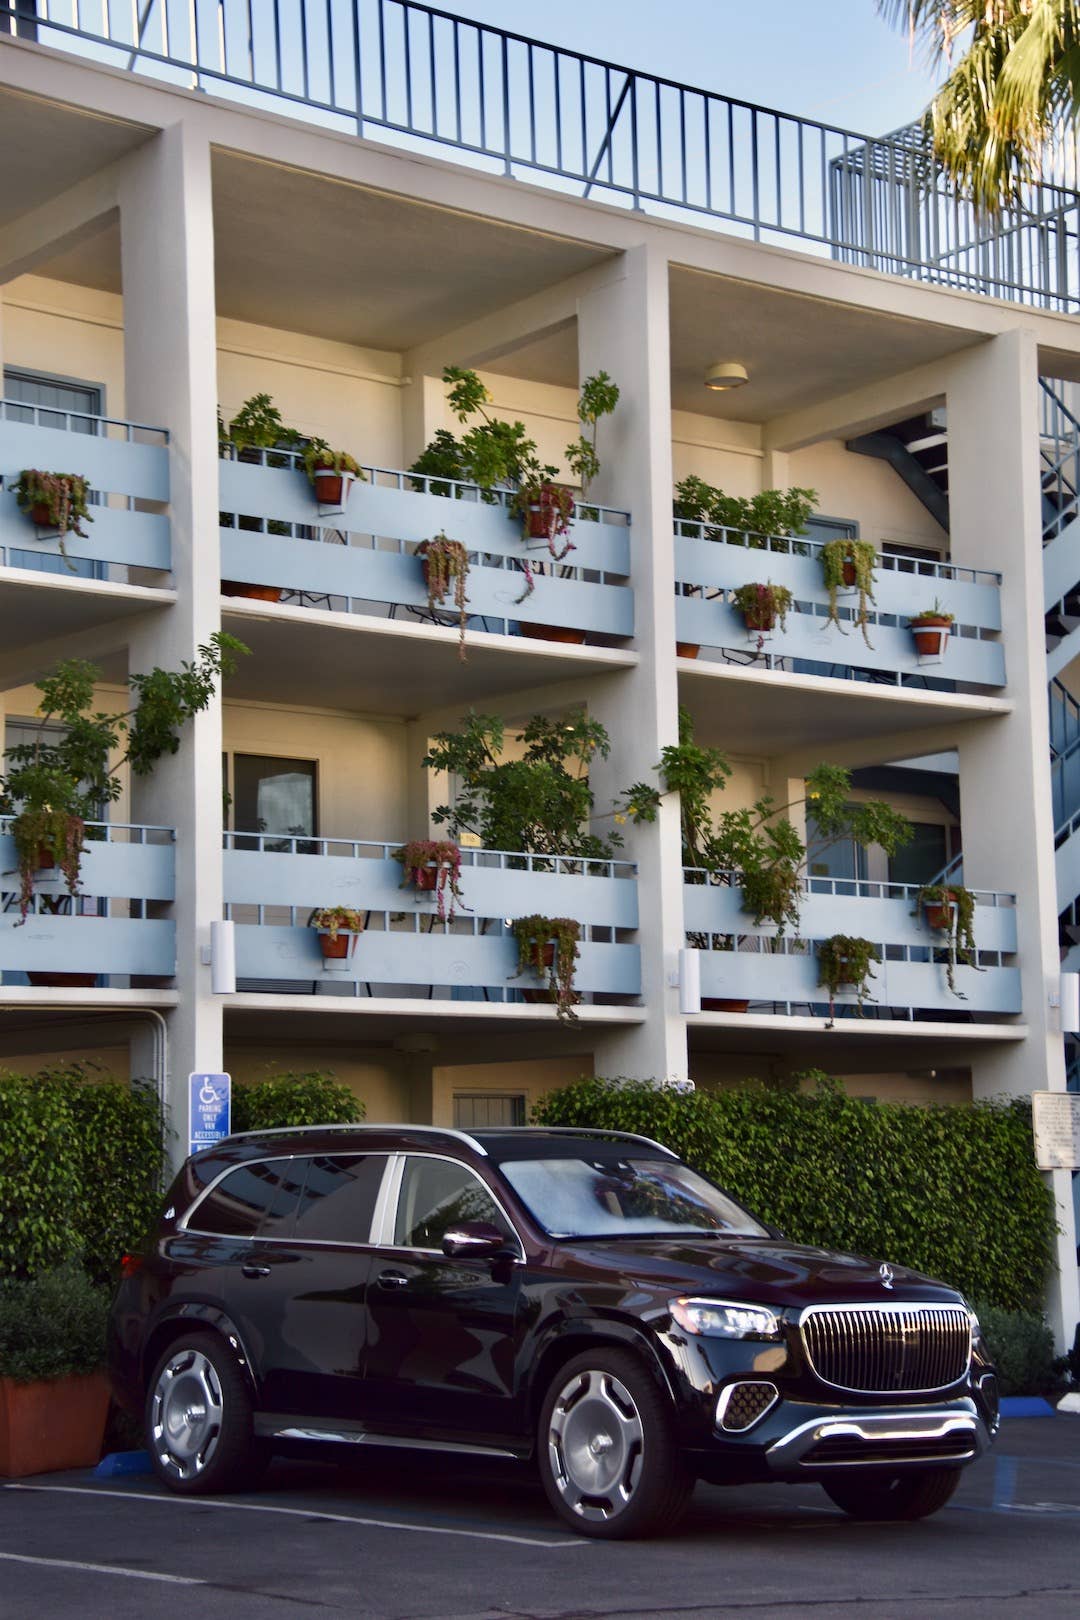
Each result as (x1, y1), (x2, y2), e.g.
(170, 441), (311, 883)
(716, 1381), (779, 1432)
(801, 1304), (971, 1394)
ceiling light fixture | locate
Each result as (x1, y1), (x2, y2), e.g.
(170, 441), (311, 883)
(704, 361), (749, 391)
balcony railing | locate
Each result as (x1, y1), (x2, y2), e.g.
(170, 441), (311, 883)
(0, 400), (171, 580)
(674, 524), (1005, 691)
(9, 1), (1080, 309)
(683, 871), (1020, 1019)
(0, 821), (176, 986)
(223, 833), (640, 1001)
(219, 449), (633, 641)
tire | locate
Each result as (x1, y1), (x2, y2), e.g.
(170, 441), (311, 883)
(145, 1331), (263, 1495)
(822, 1467), (962, 1522)
(537, 1347), (692, 1539)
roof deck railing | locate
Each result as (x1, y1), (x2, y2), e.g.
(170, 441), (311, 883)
(6, 0), (1080, 310)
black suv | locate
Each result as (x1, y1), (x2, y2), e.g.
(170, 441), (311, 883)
(108, 1124), (999, 1538)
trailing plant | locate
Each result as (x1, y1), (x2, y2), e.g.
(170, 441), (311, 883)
(820, 537), (877, 645)
(732, 580), (794, 649)
(302, 439), (364, 486)
(672, 478), (817, 546)
(417, 535), (471, 658)
(14, 469), (93, 568)
(509, 477), (576, 558)
(564, 371), (620, 500)
(308, 906), (365, 940)
(0, 1262), (108, 1382)
(231, 1069), (365, 1132)
(816, 933), (880, 1016)
(394, 838), (465, 922)
(511, 913), (581, 1022)
(917, 882), (978, 995)
(0, 633), (248, 920)
(409, 367), (542, 499)
(532, 1078), (1056, 1312)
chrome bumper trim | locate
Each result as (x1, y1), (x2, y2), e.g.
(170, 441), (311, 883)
(766, 1407), (989, 1472)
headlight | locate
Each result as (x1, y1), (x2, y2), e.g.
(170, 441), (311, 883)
(670, 1297), (782, 1340)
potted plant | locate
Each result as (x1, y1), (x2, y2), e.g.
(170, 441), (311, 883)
(416, 535), (471, 659)
(302, 440), (364, 510)
(409, 367), (539, 500)
(219, 393), (307, 599)
(820, 538), (877, 645)
(817, 933), (880, 1016)
(672, 479), (816, 549)
(394, 839), (464, 923)
(308, 905), (365, 967)
(732, 581), (794, 647)
(0, 634), (247, 929)
(14, 470), (93, 570)
(510, 914), (581, 1022)
(909, 600), (955, 661)
(0, 1262), (109, 1477)
(917, 882), (978, 995)
(510, 476), (576, 550)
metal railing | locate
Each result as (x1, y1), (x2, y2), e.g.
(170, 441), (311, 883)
(8, 1), (1080, 309)
(673, 519), (1001, 585)
(0, 397), (168, 443)
(222, 829), (636, 880)
(682, 865), (1010, 911)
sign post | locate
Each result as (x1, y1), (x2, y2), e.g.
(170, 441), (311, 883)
(1032, 1091), (1080, 1171)
(188, 1072), (231, 1158)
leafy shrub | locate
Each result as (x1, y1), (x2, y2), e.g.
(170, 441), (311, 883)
(532, 1077), (1055, 1311)
(231, 1070), (365, 1133)
(0, 1065), (165, 1285)
(0, 1262), (108, 1382)
(975, 1306), (1057, 1396)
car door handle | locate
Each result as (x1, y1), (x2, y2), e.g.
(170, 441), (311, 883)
(376, 1269), (409, 1290)
(241, 1262), (272, 1279)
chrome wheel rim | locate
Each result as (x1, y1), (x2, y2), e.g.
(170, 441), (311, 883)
(547, 1369), (644, 1522)
(150, 1349), (224, 1481)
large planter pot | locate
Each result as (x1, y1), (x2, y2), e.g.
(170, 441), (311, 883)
(675, 641), (700, 660)
(519, 622), (587, 645)
(26, 971), (98, 988)
(701, 997), (750, 1013)
(910, 617), (952, 662)
(312, 468), (356, 512)
(0, 1371), (109, 1477)
(221, 580), (284, 603)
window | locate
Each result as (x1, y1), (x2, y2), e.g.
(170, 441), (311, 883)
(805, 811), (868, 884)
(453, 1093), (526, 1128)
(889, 822), (950, 887)
(394, 1157), (510, 1250)
(499, 1157), (768, 1240)
(232, 754), (317, 849)
(290, 1155), (385, 1243)
(189, 1159), (299, 1238)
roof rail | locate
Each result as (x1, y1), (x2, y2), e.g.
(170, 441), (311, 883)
(222, 1122), (488, 1156)
(487, 1126), (678, 1160)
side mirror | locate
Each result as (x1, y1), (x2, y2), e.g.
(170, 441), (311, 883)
(441, 1221), (511, 1259)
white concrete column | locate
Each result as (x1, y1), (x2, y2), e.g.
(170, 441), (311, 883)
(947, 328), (1079, 1347)
(399, 372), (450, 468)
(117, 123), (224, 1165)
(576, 244), (688, 1083)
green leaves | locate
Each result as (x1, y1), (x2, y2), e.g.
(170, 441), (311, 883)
(231, 1071), (365, 1131)
(0, 1262), (109, 1381)
(673, 479), (817, 539)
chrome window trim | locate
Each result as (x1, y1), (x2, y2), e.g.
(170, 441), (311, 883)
(181, 1150), (388, 1246)
(223, 1123), (488, 1155)
(508, 1126), (678, 1159)
(383, 1151), (526, 1263)
(797, 1301), (973, 1396)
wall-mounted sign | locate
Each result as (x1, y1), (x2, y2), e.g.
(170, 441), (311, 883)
(188, 1072), (231, 1157)
(1032, 1091), (1080, 1171)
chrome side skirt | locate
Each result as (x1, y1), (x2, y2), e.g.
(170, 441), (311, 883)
(257, 1418), (520, 1461)
(766, 1407), (989, 1472)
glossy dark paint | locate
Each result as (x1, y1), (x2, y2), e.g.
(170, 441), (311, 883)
(108, 1126), (996, 1483)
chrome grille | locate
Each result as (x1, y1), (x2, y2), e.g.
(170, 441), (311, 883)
(800, 1305), (971, 1394)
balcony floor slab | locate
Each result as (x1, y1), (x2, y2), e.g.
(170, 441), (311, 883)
(678, 658), (1012, 755)
(688, 1011), (1025, 1072)
(0, 569), (175, 676)
(221, 600), (637, 712)
(223, 994), (644, 1032)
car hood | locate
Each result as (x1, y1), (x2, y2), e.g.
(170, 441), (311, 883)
(553, 1235), (963, 1308)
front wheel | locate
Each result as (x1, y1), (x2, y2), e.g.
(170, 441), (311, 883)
(537, 1347), (692, 1539)
(822, 1467), (962, 1521)
(146, 1331), (264, 1495)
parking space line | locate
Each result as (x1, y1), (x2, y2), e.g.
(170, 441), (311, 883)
(0, 1550), (204, 1586)
(4, 1482), (589, 1549)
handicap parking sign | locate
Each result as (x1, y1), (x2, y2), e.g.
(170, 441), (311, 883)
(189, 1072), (231, 1157)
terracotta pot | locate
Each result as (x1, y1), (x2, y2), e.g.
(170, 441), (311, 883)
(841, 559), (858, 587)
(412, 864), (444, 892)
(525, 505), (557, 541)
(317, 930), (360, 960)
(34, 844), (56, 872)
(26, 971), (98, 988)
(519, 622), (587, 645)
(701, 997), (750, 1013)
(29, 501), (54, 528)
(924, 895), (957, 932)
(675, 642), (700, 659)
(522, 941), (557, 1003)
(221, 581), (284, 603)
(911, 617), (952, 658)
(742, 609), (775, 633)
(312, 468), (355, 508)
(0, 1371), (109, 1477)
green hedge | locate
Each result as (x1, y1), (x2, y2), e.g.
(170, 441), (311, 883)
(974, 1305), (1058, 1396)
(0, 1065), (165, 1286)
(532, 1077), (1056, 1311)
(231, 1070), (365, 1133)
(0, 1262), (109, 1381)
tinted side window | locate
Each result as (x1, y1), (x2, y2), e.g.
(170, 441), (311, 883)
(191, 1159), (295, 1238)
(291, 1155), (385, 1243)
(394, 1156), (510, 1250)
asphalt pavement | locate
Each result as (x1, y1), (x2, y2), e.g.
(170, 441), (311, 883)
(1, 1416), (1078, 1619)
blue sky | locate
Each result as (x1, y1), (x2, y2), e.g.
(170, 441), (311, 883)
(443, 1), (943, 138)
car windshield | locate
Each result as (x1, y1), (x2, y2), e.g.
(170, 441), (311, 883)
(498, 1156), (768, 1239)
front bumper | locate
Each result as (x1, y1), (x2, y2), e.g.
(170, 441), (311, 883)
(764, 1401), (991, 1473)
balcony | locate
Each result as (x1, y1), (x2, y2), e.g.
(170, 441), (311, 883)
(218, 450), (633, 645)
(0, 822), (176, 989)
(683, 872), (1020, 1020)
(223, 835), (640, 1005)
(674, 525), (1005, 692)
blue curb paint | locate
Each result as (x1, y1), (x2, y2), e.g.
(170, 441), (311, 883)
(992, 1453), (1017, 1508)
(999, 1396), (1056, 1418)
(92, 1450), (152, 1478)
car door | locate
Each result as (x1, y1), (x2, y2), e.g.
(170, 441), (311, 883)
(362, 1153), (527, 1447)
(213, 1152), (387, 1422)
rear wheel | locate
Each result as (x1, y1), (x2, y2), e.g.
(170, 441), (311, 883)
(145, 1331), (264, 1495)
(537, 1347), (692, 1539)
(822, 1467), (962, 1521)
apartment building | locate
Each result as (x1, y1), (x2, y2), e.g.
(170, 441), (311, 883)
(0, 4), (1077, 1338)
